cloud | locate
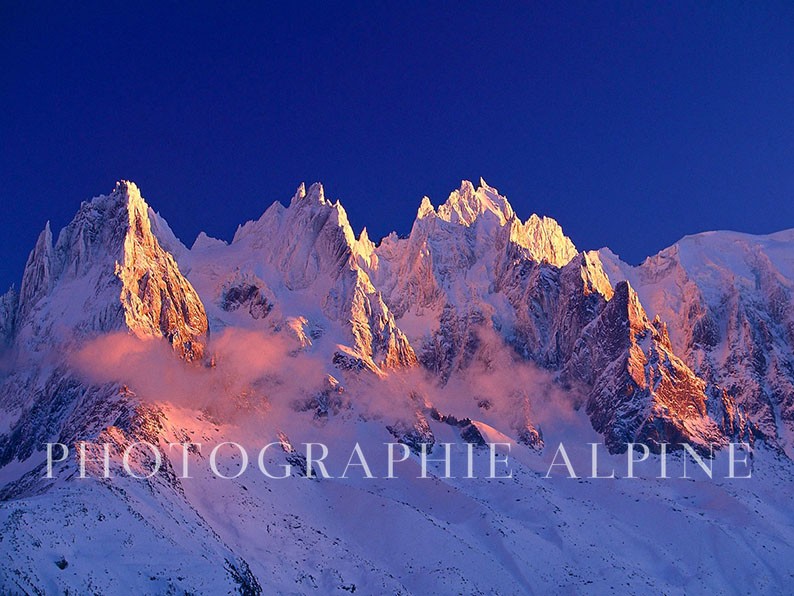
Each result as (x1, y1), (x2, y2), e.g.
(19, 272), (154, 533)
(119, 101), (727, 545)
(394, 325), (581, 432)
(69, 322), (582, 444)
(70, 328), (328, 424)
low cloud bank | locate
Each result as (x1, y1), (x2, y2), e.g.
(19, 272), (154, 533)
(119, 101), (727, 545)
(70, 324), (581, 441)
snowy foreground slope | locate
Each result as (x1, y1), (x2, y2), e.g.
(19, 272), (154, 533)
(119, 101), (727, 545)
(0, 180), (793, 594)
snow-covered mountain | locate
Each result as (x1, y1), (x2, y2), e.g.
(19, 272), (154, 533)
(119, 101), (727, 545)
(601, 229), (794, 456)
(0, 180), (793, 594)
(360, 180), (743, 453)
(11, 181), (207, 359)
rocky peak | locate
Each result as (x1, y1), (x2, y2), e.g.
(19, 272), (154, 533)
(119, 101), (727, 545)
(212, 183), (415, 371)
(114, 182), (209, 360)
(191, 231), (227, 251)
(510, 214), (578, 267)
(51, 181), (140, 280)
(417, 180), (577, 267)
(290, 181), (308, 205)
(604, 229), (794, 450)
(619, 281), (652, 334)
(14, 181), (208, 360)
(567, 251), (614, 300)
(278, 183), (356, 289)
(564, 278), (724, 453)
(369, 181), (581, 322)
(436, 179), (515, 226)
(354, 227), (377, 269)
(416, 196), (436, 220)
(18, 221), (54, 320)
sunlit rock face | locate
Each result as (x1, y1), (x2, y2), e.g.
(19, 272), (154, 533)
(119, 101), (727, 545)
(116, 182), (208, 361)
(566, 281), (727, 453)
(600, 230), (794, 452)
(11, 181), (208, 360)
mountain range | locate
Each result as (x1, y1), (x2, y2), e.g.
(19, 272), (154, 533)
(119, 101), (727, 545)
(1, 180), (792, 594)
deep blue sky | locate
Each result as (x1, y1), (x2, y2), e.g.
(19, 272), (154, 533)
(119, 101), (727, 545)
(2, 2), (794, 290)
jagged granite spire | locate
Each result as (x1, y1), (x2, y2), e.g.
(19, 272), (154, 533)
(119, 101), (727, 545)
(18, 221), (53, 320)
(115, 181), (209, 360)
(214, 181), (416, 371)
(14, 181), (208, 360)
